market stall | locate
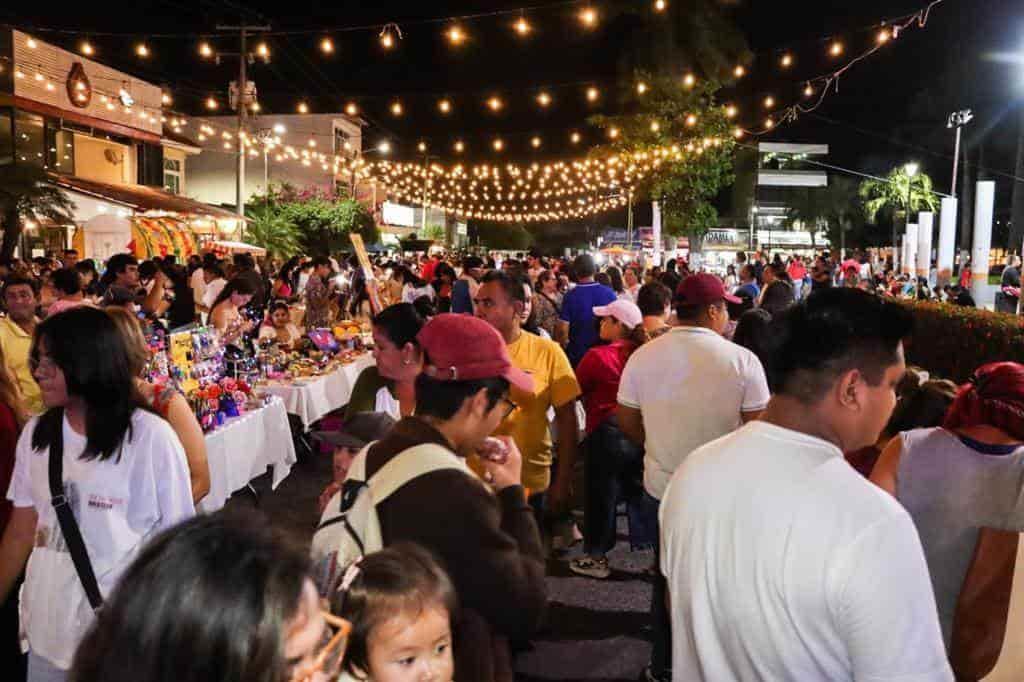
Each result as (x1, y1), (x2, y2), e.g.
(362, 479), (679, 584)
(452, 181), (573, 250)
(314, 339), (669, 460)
(203, 240), (267, 257)
(261, 353), (375, 429)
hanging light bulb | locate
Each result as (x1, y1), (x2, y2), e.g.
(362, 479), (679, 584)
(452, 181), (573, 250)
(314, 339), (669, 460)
(492, 138), (504, 152)
(536, 91), (551, 107)
(733, 127), (744, 139)
(136, 42), (150, 58)
(438, 99), (452, 114)
(345, 102), (359, 116)
(514, 16), (531, 36)
(446, 25), (466, 46)
(829, 41), (843, 57)
(297, 101), (309, 113)
(764, 96), (775, 109)
(206, 96), (219, 110)
(487, 96), (503, 112)
(320, 36), (334, 54)
(26, 38), (37, 49)
(608, 127), (620, 139)
(377, 141), (391, 154)
(586, 86), (600, 102)
(531, 136), (542, 149)
(683, 73), (696, 88)
(390, 101), (403, 116)
(654, 0), (667, 12)
(803, 83), (814, 97)
(250, 101), (261, 113)
(877, 27), (892, 44)
(255, 42), (270, 59)
(579, 7), (598, 27)
(764, 117), (775, 129)
(417, 141), (427, 153)
(725, 104), (738, 119)
(161, 92), (172, 106)
(570, 131), (581, 144)
(733, 64), (746, 78)
(649, 120), (660, 132)
(780, 53), (794, 68)
(685, 113), (698, 127)
(80, 40), (95, 56)
(199, 41), (214, 58)
(454, 140), (465, 153)
(636, 81), (648, 95)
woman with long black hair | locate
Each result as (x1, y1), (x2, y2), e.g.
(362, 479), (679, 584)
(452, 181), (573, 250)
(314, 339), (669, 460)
(0, 306), (194, 681)
(209, 277), (257, 344)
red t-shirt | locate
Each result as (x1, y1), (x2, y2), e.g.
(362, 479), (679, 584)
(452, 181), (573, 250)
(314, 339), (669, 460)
(0, 402), (20, 535)
(787, 261), (807, 281)
(576, 340), (635, 434)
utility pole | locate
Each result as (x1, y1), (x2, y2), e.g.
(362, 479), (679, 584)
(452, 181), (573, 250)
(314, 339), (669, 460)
(626, 190), (634, 251)
(947, 110), (973, 198)
(216, 24), (270, 222)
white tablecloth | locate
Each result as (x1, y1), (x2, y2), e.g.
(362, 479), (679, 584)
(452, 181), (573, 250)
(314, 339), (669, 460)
(198, 396), (297, 513)
(261, 353), (376, 429)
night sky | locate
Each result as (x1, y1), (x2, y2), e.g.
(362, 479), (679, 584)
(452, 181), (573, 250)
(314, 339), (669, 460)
(3, 0), (1022, 218)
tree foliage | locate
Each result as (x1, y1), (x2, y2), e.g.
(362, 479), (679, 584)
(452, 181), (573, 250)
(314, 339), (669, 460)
(470, 221), (533, 251)
(588, 73), (735, 240)
(244, 201), (301, 260)
(249, 183), (378, 257)
(0, 165), (77, 261)
(859, 166), (940, 226)
(784, 176), (866, 251)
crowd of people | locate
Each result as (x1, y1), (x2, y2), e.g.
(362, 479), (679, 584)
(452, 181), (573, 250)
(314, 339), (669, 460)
(0, 242), (1022, 682)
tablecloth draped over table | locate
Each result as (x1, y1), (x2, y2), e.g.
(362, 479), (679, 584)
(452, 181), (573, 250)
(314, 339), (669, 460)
(198, 397), (297, 513)
(261, 354), (376, 429)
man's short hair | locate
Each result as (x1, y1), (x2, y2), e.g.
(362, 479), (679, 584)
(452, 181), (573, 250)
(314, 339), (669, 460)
(480, 269), (526, 304)
(311, 256), (332, 269)
(636, 281), (672, 317)
(63, 249), (78, 256)
(766, 288), (913, 404)
(2, 274), (38, 298)
(414, 374), (508, 420)
(572, 254), (596, 279)
(106, 253), (138, 276)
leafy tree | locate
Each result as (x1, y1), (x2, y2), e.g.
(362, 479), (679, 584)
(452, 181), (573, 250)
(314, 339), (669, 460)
(256, 183), (378, 256)
(859, 166), (939, 255)
(245, 195), (301, 260)
(0, 165), (76, 261)
(589, 73), (735, 244)
(784, 176), (864, 256)
(420, 223), (445, 242)
(470, 221), (533, 251)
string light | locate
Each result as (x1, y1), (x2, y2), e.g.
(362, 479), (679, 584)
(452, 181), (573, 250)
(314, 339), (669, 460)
(250, 101), (261, 113)
(829, 41), (843, 57)
(654, 0), (667, 12)
(345, 102), (359, 116)
(487, 96), (503, 112)
(161, 92), (172, 105)
(803, 83), (814, 97)
(586, 86), (600, 102)
(297, 101), (309, 113)
(454, 140), (465, 153)
(379, 25), (397, 49)
(877, 27), (892, 44)
(199, 41), (213, 58)
(256, 42), (270, 59)
(579, 7), (598, 27)
(733, 64), (746, 78)
(26, 38), (37, 49)
(417, 141), (427, 153)
(764, 117), (775, 129)
(378, 141), (391, 154)
(683, 73), (696, 88)
(636, 81), (648, 95)
(531, 136), (542, 148)
(536, 91), (552, 107)
(649, 120), (660, 132)
(446, 25), (466, 46)
(80, 40), (94, 56)
(438, 99), (452, 114)
(780, 53), (793, 68)
(734, 127), (744, 139)
(135, 42), (150, 58)
(390, 101), (403, 116)
(725, 104), (738, 118)
(608, 127), (620, 139)
(492, 138), (505, 152)
(764, 96), (775, 109)
(685, 113), (698, 127)
(570, 131), (581, 144)
(514, 16), (531, 36)
(320, 36), (334, 54)
(206, 96), (219, 110)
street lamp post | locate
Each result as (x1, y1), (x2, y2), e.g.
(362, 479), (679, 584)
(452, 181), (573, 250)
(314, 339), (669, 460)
(899, 162), (920, 272)
(947, 110), (973, 198)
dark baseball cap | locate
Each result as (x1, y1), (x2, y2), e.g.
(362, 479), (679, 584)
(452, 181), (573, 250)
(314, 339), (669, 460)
(311, 411), (396, 450)
(417, 313), (534, 392)
(675, 273), (741, 306)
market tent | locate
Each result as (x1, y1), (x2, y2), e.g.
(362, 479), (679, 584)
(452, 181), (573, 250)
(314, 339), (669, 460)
(601, 245), (632, 255)
(203, 240), (267, 257)
(131, 217), (199, 260)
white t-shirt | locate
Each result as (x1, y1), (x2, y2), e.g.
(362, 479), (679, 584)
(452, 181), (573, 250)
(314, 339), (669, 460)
(402, 283), (436, 304)
(190, 267), (206, 304)
(201, 277), (227, 310)
(617, 326), (769, 499)
(660, 421), (952, 682)
(7, 410), (195, 669)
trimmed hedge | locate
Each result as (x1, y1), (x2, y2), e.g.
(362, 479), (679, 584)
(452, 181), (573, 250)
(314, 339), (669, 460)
(899, 300), (1024, 383)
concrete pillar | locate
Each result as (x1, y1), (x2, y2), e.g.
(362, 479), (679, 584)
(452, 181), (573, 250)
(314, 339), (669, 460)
(971, 181), (996, 304)
(652, 201), (663, 267)
(916, 212), (934, 281)
(937, 198), (958, 287)
(904, 224), (918, 276)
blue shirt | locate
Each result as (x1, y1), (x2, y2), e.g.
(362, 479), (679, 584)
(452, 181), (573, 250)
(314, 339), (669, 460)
(737, 282), (760, 299)
(451, 278), (473, 314)
(560, 281), (616, 366)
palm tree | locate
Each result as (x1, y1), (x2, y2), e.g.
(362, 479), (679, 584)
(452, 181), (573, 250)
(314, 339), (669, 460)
(0, 165), (76, 261)
(244, 201), (301, 260)
(784, 176), (863, 257)
(859, 166), (939, 260)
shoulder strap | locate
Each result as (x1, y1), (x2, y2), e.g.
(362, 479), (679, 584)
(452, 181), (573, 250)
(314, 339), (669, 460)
(368, 443), (472, 503)
(48, 409), (103, 611)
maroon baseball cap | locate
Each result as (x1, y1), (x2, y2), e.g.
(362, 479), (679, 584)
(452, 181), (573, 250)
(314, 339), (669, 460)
(675, 273), (741, 305)
(416, 313), (534, 393)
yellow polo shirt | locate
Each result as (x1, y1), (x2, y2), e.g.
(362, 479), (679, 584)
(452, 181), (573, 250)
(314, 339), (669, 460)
(494, 330), (580, 492)
(0, 317), (42, 415)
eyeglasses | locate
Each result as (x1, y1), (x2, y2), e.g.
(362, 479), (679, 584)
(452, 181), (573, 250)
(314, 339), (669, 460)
(500, 396), (518, 419)
(291, 611), (351, 682)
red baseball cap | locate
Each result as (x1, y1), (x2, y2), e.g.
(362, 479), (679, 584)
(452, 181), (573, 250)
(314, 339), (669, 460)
(416, 313), (534, 393)
(675, 273), (742, 305)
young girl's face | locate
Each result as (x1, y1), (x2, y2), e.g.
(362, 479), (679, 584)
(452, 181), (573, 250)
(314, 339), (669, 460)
(366, 605), (453, 682)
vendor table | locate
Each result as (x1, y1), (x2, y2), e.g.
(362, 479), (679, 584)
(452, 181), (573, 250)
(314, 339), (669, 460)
(260, 353), (376, 429)
(198, 396), (297, 513)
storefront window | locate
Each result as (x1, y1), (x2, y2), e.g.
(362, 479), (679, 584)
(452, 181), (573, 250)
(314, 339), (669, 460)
(0, 108), (12, 166)
(46, 126), (75, 175)
(163, 158), (181, 194)
(14, 110), (44, 167)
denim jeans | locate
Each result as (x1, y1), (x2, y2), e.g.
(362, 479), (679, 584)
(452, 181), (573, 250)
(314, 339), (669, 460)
(581, 420), (645, 556)
(647, 492), (671, 678)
